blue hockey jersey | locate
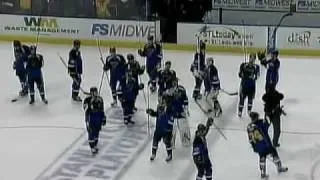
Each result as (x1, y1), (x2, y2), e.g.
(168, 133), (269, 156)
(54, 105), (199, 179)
(204, 65), (220, 91)
(247, 119), (272, 154)
(193, 134), (210, 164)
(26, 54), (43, 79)
(140, 43), (162, 69)
(190, 52), (206, 72)
(68, 48), (83, 75)
(14, 45), (30, 73)
(239, 62), (259, 92)
(104, 54), (126, 79)
(117, 77), (139, 102)
(266, 59), (280, 85)
(83, 96), (106, 126)
(148, 108), (174, 135)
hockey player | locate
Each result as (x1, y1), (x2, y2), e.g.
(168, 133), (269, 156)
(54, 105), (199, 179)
(83, 87), (106, 155)
(192, 118), (214, 180)
(190, 41), (206, 99)
(158, 61), (176, 99)
(146, 100), (174, 162)
(117, 71), (144, 124)
(238, 53), (259, 117)
(68, 40), (83, 102)
(13, 40), (30, 97)
(247, 112), (288, 179)
(138, 35), (162, 93)
(265, 50), (280, 92)
(126, 53), (145, 85)
(262, 86), (284, 147)
(257, 50), (279, 91)
(203, 57), (222, 117)
(26, 45), (48, 104)
(171, 79), (191, 147)
(103, 47), (126, 106)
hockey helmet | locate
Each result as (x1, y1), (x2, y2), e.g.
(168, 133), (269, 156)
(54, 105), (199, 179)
(147, 35), (154, 41)
(249, 112), (259, 121)
(272, 49), (279, 56)
(30, 45), (37, 54)
(109, 47), (116, 54)
(200, 41), (206, 50)
(249, 53), (256, 63)
(206, 57), (214, 65)
(196, 123), (206, 136)
(73, 39), (81, 46)
(90, 87), (98, 96)
(127, 53), (135, 62)
(13, 40), (21, 47)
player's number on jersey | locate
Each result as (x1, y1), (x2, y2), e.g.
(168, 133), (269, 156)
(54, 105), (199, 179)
(250, 130), (263, 143)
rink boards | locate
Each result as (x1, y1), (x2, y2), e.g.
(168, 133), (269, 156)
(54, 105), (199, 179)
(0, 14), (320, 56)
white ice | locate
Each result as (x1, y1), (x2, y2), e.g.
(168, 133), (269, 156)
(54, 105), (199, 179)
(0, 42), (319, 180)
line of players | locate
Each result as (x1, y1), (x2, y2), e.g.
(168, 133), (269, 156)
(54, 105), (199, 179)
(12, 37), (285, 179)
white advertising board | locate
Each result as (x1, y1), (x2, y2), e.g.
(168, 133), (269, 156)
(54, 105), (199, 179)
(177, 23), (267, 48)
(276, 27), (320, 49)
(0, 14), (155, 41)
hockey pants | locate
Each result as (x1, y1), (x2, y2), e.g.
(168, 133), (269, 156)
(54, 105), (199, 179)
(71, 75), (81, 98)
(193, 77), (203, 98)
(152, 131), (172, 156)
(86, 118), (102, 149)
(147, 66), (158, 89)
(269, 114), (281, 146)
(121, 100), (134, 124)
(17, 72), (28, 94)
(172, 117), (191, 147)
(258, 147), (282, 174)
(28, 75), (46, 100)
(194, 159), (212, 180)
(238, 89), (255, 114)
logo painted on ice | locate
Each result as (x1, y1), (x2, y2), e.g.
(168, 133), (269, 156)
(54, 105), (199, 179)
(37, 107), (149, 180)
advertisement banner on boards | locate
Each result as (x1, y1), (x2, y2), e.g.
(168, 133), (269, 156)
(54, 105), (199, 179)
(177, 23), (267, 48)
(276, 27), (320, 49)
(0, 14), (156, 41)
(213, 0), (291, 11)
(296, 0), (320, 12)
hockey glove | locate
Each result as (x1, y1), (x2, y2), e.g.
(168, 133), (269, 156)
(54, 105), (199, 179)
(257, 51), (266, 61)
(206, 118), (214, 127)
(146, 108), (155, 115)
(102, 116), (106, 126)
(138, 83), (144, 90)
(138, 49), (144, 56)
(139, 65), (145, 74)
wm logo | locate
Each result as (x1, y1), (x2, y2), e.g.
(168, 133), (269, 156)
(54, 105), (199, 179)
(24, 17), (58, 28)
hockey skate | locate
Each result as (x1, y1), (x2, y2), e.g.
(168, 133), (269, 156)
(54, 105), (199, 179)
(111, 100), (117, 107)
(150, 153), (156, 161)
(42, 98), (48, 104)
(165, 154), (172, 162)
(238, 111), (242, 118)
(72, 96), (82, 102)
(19, 89), (28, 97)
(91, 147), (99, 155)
(150, 85), (157, 93)
(261, 174), (269, 179)
(278, 166), (288, 173)
(29, 99), (35, 105)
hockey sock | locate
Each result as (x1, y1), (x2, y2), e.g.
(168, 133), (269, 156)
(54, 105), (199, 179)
(89, 141), (95, 149)
(260, 157), (266, 176)
(273, 157), (282, 169)
(152, 146), (157, 155)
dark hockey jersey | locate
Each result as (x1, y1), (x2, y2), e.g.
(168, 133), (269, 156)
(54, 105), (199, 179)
(68, 48), (83, 75)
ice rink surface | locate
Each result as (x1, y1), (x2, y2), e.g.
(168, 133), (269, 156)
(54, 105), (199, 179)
(0, 42), (320, 180)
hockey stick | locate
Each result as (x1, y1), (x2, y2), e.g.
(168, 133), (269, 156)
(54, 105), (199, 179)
(221, 88), (238, 96)
(194, 99), (228, 140)
(267, 12), (293, 53)
(96, 37), (111, 87)
(57, 53), (89, 95)
(98, 71), (105, 95)
(241, 19), (247, 63)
